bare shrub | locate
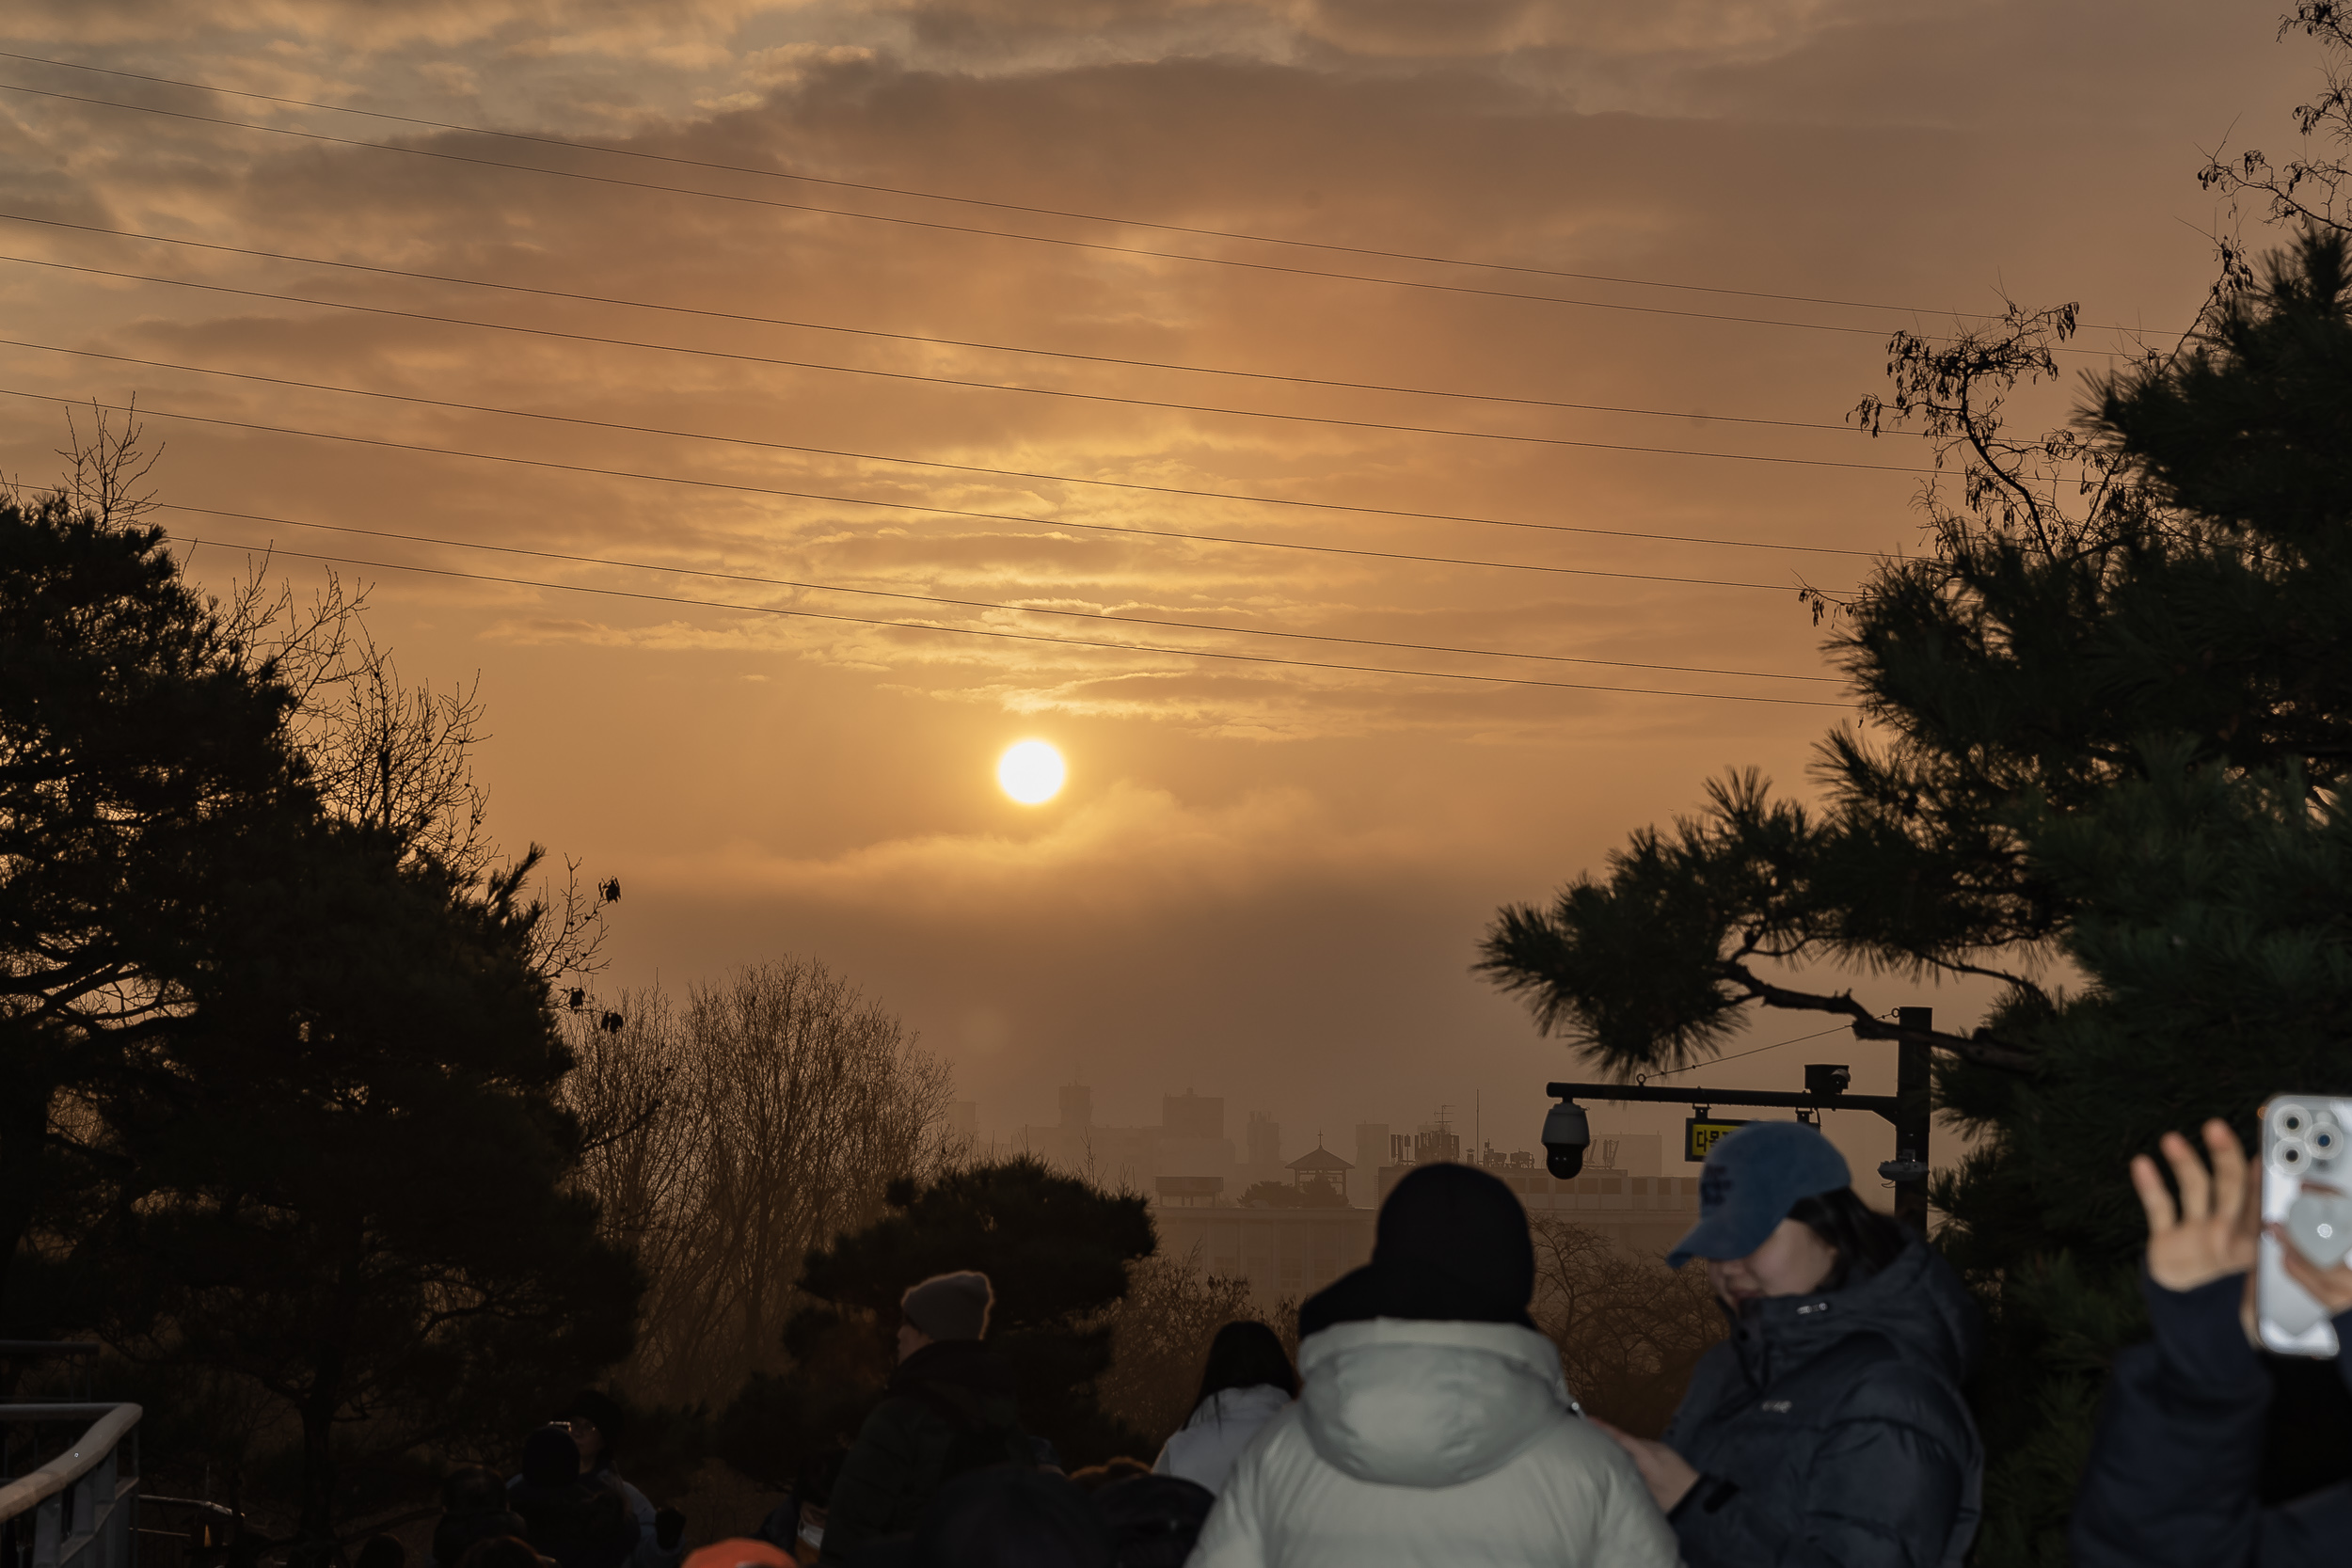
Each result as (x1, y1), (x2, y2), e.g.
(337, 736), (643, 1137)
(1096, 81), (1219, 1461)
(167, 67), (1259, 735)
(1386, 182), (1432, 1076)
(1530, 1219), (1725, 1438)
(1094, 1248), (1260, 1449)
(564, 959), (956, 1407)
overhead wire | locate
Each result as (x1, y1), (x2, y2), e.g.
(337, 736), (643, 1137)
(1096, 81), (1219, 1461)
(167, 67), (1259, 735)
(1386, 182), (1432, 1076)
(0, 285), (1878, 559)
(0, 338), (1937, 541)
(0, 388), (1857, 594)
(1638, 1024), (1853, 1082)
(0, 48), (2021, 321)
(0, 255), (1940, 475)
(158, 528), (1860, 708)
(0, 76), (2080, 346)
(152, 499), (1845, 684)
(0, 212), (1872, 437)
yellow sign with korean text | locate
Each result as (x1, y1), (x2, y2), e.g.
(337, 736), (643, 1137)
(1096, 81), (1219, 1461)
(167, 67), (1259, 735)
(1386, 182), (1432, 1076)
(1685, 1117), (1753, 1163)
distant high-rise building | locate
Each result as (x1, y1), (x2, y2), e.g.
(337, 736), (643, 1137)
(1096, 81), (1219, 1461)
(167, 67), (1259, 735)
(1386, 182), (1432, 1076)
(1159, 1091), (1234, 1181)
(1384, 1107), (1466, 1172)
(1163, 1092), (1224, 1141)
(1352, 1123), (1389, 1206)
(1058, 1083), (1093, 1129)
(950, 1101), (977, 1138)
(1246, 1112), (1280, 1168)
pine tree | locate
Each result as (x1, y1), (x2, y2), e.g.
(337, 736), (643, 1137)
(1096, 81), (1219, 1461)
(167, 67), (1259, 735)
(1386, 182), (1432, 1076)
(0, 490), (310, 1317)
(719, 1156), (1156, 1479)
(1, 485), (642, 1545)
(1477, 235), (2352, 1561)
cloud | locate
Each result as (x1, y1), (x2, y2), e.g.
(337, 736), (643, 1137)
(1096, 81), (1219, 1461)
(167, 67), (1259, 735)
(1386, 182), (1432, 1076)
(644, 776), (1437, 912)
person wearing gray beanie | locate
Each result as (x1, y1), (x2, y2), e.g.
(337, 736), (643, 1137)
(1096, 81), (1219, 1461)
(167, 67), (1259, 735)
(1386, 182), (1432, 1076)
(821, 1269), (1034, 1562)
(899, 1272), (993, 1346)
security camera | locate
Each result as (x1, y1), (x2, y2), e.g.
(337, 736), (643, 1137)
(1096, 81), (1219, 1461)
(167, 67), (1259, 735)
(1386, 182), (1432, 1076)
(1541, 1099), (1591, 1180)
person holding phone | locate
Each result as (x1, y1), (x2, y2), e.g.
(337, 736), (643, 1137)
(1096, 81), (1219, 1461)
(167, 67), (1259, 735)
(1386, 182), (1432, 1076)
(2071, 1118), (2352, 1566)
(1595, 1121), (1983, 1567)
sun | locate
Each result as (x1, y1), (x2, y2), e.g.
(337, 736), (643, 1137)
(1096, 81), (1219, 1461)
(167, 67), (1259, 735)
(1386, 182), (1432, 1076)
(996, 740), (1066, 805)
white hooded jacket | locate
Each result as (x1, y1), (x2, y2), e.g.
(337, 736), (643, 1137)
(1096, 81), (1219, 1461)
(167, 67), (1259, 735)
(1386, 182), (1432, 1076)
(1187, 1318), (1681, 1568)
(1152, 1383), (1292, 1494)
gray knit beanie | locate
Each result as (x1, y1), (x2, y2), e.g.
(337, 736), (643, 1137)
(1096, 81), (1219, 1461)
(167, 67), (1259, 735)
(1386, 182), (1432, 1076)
(900, 1271), (993, 1341)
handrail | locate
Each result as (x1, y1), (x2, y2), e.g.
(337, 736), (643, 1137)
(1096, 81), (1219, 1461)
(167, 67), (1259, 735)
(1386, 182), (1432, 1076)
(0, 1404), (140, 1522)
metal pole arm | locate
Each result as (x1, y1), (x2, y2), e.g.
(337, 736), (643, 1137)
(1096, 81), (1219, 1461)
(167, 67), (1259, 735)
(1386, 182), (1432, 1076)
(1544, 1081), (1904, 1125)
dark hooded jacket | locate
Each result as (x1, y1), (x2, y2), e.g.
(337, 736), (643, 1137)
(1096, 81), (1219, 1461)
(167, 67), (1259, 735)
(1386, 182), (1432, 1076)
(2070, 1269), (2352, 1567)
(1662, 1236), (1983, 1568)
(508, 1429), (636, 1568)
(819, 1338), (1034, 1563)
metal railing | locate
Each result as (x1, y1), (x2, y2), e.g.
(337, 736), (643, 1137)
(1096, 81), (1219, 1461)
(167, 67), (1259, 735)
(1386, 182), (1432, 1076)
(0, 1349), (98, 1406)
(0, 1404), (142, 1568)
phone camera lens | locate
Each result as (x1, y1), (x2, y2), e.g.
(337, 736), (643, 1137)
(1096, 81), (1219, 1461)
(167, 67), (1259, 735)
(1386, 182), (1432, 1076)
(2276, 1104), (2312, 1139)
(2317, 1124), (2343, 1158)
(2280, 1139), (2310, 1170)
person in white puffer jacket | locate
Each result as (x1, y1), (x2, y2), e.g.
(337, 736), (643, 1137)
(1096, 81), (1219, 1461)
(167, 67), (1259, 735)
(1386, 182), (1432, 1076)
(1187, 1164), (1680, 1568)
(1153, 1320), (1298, 1493)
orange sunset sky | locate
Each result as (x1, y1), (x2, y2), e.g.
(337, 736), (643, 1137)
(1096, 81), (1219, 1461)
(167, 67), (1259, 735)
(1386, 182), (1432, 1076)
(0, 0), (2314, 1180)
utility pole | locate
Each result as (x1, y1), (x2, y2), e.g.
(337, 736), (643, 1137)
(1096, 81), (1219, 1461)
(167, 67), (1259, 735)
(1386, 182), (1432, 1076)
(1891, 1006), (1933, 1233)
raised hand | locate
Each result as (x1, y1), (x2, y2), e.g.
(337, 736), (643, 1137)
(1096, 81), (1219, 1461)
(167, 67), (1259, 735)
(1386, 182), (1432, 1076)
(2131, 1119), (2258, 1291)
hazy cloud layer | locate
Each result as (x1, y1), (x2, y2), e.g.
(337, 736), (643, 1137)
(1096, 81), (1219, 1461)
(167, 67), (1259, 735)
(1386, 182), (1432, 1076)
(0, 0), (2312, 1147)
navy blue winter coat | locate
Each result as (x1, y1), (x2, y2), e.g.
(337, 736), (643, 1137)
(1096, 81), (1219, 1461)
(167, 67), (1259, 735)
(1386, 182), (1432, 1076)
(2070, 1270), (2352, 1566)
(1661, 1236), (1983, 1568)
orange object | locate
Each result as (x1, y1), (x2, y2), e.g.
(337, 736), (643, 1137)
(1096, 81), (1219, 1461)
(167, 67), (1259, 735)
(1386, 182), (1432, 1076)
(682, 1541), (793, 1568)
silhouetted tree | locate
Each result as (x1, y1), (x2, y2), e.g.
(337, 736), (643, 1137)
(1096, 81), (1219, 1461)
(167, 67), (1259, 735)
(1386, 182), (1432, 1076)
(0, 483), (310, 1319)
(80, 816), (642, 1543)
(1, 451), (642, 1546)
(2201, 3), (2352, 238)
(563, 963), (955, 1405)
(719, 1158), (1154, 1481)
(1236, 1180), (1344, 1209)
(1478, 232), (2352, 1561)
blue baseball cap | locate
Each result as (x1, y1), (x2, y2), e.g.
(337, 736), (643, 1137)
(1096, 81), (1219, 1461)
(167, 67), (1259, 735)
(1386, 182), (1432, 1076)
(1668, 1121), (1851, 1268)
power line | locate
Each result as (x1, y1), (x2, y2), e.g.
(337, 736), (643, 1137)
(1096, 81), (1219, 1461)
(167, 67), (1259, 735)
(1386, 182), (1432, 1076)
(0, 281), (1875, 562)
(0, 212), (1870, 437)
(0, 339), (1933, 546)
(0, 246), (1898, 557)
(0, 388), (1856, 592)
(0, 78), (2012, 344)
(153, 500), (1844, 684)
(1639, 1023), (1851, 1082)
(159, 529), (1859, 708)
(0, 48), (2006, 321)
(0, 254), (1939, 475)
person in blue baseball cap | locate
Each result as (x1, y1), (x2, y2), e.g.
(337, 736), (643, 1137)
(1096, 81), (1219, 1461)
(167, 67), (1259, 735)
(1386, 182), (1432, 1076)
(1591, 1120), (1985, 1568)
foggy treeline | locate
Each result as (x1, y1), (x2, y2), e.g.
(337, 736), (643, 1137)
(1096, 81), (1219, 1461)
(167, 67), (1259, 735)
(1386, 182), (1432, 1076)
(562, 959), (960, 1406)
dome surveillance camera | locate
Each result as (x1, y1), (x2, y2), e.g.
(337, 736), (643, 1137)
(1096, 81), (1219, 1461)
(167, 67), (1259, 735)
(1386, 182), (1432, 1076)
(1541, 1100), (1591, 1180)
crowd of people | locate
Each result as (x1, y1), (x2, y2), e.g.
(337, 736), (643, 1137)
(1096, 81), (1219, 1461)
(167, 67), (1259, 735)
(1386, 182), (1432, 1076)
(414, 1115), (2352, 1567)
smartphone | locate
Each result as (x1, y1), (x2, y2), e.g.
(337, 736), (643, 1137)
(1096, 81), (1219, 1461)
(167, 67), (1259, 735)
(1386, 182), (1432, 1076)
(2258, 1096), (2352, 1355)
